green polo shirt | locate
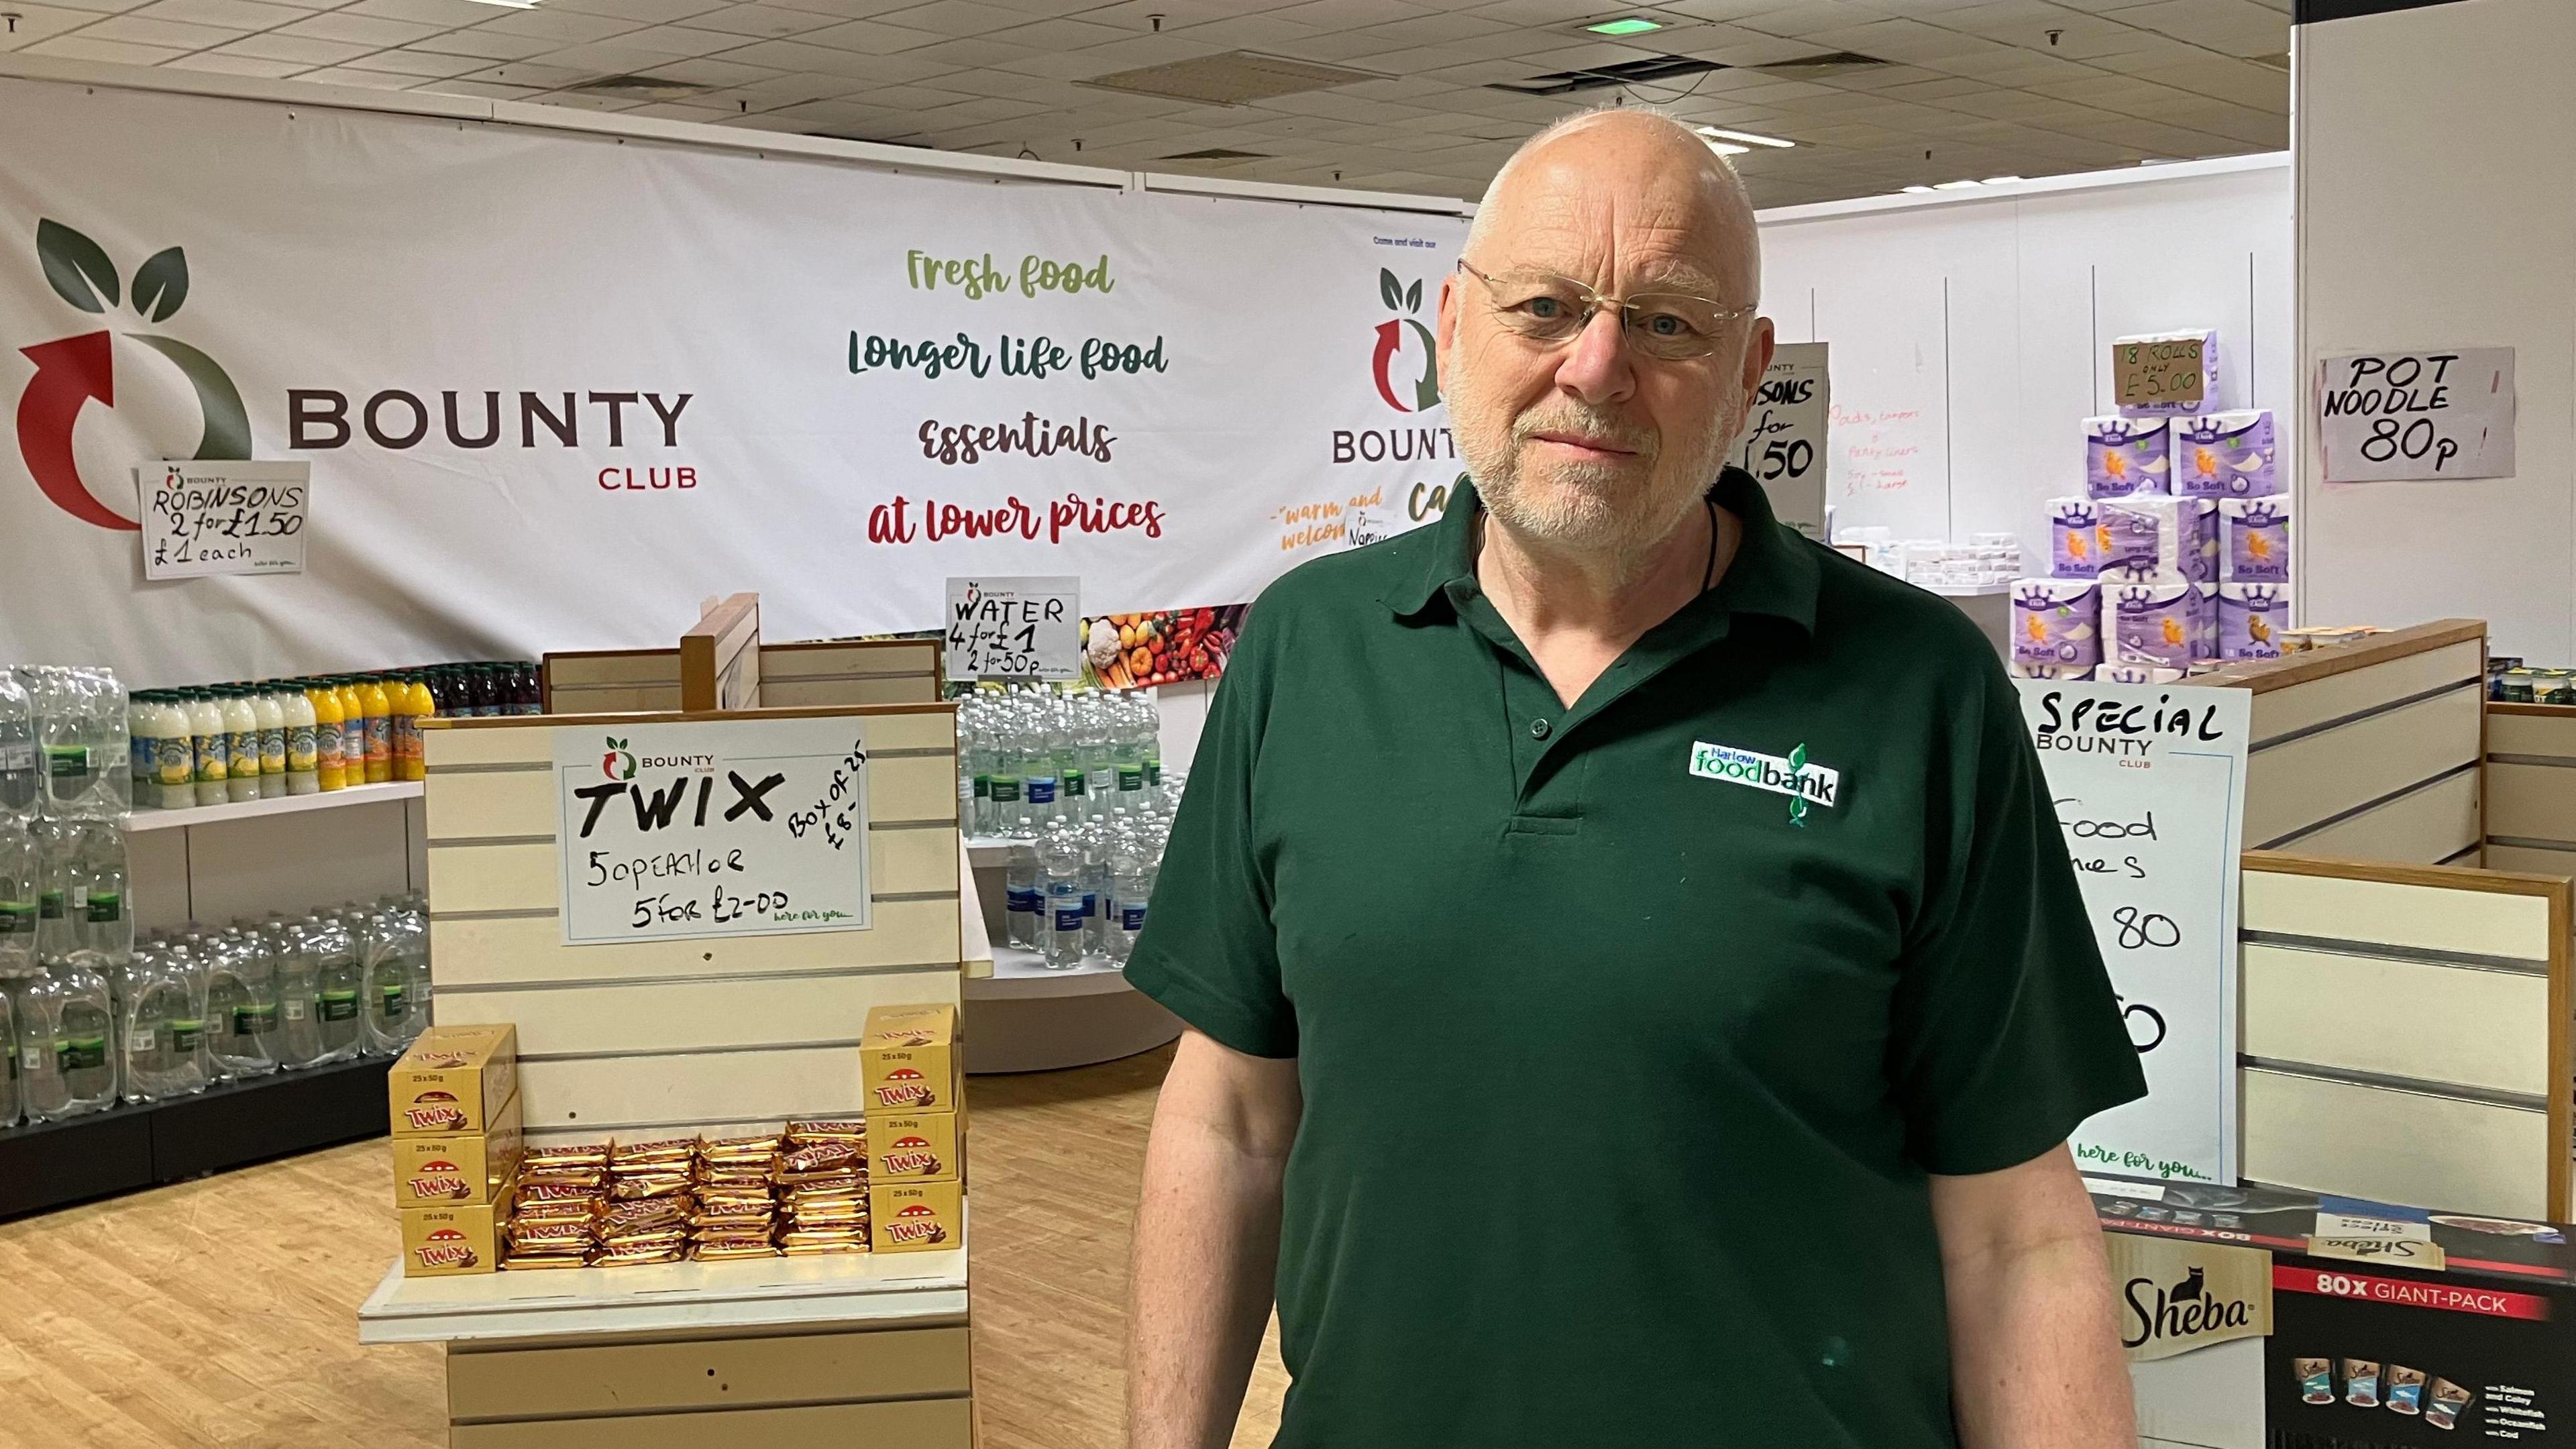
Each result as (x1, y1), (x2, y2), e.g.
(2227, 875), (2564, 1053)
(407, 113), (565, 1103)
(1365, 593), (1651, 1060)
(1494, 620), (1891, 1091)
(1125, 466), (2146, 1448)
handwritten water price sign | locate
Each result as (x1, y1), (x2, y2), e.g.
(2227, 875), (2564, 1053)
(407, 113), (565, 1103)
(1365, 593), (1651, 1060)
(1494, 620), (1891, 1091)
(134, 460), (309, 579)
(552, 714), (871, 945)
(2316, 347), (2516, 482)
(1736, 341), (1828, 539)
(2018, 679), (2251, 1185)
(946, 575), (1079, 680)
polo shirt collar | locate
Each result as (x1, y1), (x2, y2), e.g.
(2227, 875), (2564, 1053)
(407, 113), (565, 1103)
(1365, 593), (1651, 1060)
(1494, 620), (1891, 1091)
(1383, 464), (1821, 638)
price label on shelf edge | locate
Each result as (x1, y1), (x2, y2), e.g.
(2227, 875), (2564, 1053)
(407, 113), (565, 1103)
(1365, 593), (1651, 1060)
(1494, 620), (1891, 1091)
(945, 575), (1080, 682)
(1735, 341), (1827, 540)
(2018, 678), (2251, 1186)
(135, 460), (310, 579)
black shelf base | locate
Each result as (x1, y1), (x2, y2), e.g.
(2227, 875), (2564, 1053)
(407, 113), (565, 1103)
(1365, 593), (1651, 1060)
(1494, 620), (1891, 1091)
(0, 1055), (391, 1220)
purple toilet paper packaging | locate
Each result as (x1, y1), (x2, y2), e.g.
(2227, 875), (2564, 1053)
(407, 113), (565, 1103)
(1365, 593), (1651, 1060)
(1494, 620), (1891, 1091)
(2086, 416), (2168, 498)
(2196, 581), (2220, 665)
(2012, 661), (2096, 681)
(2098, 665), (2186, 684)
(2049, 498), (2107, 578)
(2098, 496), (2218, 582)
(2011, 579), (2100, 673)
(2171, 409), (2279, 498)
(2106, 582), (2211, 669)
(2220, 582), (2292, 659)
(2114, 329), (2223, 419)
(2220, 496), (2292, 581)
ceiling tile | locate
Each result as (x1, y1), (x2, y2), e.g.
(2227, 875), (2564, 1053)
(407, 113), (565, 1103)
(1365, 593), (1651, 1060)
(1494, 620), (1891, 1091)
(791, 16), (945, 50)
(0, 3), (112, 48)
(869, 0), (1028, 36)
(340, 0), (505, 24)
(593, 23), (753, 54)
(549, 0), (733, 20)
(130, 0), (307, 28)
(1156, 13), (1324, 50)
(903, 34), (1039, 66)
(284, 60), (423, 85)
(76, 13), (246, 46)
(400, 27), (557, 58)
(164, 48), (307, 72)
(633, 51), (782, 81)
(672, 5), (845, 34)
(339, 45), (485, 72)
(213, 29), (373, 59)
(470, 7), (651, 40)
(460, 58), (600, 84)
(275, 10), (445, 43)
(413, 75), (547, 95)
(27, 30), (189, 57)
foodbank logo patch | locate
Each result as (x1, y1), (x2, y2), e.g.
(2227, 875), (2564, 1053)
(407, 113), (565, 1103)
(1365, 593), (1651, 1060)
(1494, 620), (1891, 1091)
(17, 219), (248, 531)
(1370, 266), (1439, 414)
(1688, 741), (1839, 825)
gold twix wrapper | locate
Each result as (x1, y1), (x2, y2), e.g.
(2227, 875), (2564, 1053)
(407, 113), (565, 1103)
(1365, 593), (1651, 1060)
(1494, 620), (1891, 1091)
(871, 1181), (961, 1253)
(861, 1004), (960, 1112)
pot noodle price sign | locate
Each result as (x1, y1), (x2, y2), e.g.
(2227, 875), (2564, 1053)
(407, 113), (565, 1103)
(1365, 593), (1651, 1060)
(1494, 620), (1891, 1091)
(946, 575), (1080, 680)
(2017, 679), (2251, 1185)
(2315, 347), (2516, 483)
(551, 715), (871, 945)
(133, 460), (309, 578)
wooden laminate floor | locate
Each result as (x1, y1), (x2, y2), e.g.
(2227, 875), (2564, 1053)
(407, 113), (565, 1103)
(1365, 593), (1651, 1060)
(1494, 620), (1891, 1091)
(0, 1042), (1289, 1448)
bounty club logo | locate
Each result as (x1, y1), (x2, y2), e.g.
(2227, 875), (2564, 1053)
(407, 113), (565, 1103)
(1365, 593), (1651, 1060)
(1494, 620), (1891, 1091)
(602, 736), (638, 782)
(1371, 267), (1440, 414)
(17, 219), (248, 531)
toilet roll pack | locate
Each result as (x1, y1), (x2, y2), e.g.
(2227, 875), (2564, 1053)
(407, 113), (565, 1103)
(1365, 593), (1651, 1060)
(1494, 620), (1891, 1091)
(2085, 416), (2169, 499)
(2011, 580), (2100, 675)
(2219, 582), (2292, 660)
(2106, 582), (2216, 670)
(2098, 496), (2220, 583)
(2171, 410), (2279, 498)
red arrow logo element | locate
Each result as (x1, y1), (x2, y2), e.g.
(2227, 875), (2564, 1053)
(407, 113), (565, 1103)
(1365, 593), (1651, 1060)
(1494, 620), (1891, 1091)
(17, 332), (135, 531)
(1371, 319), (1411, 413)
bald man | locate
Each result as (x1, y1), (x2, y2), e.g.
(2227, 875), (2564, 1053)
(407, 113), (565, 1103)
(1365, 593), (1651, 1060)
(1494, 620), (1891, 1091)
(1124, 109), (2147, 1449)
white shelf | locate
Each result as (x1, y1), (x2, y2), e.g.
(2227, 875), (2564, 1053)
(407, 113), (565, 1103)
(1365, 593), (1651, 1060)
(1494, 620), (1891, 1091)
(125, 780), (423, 833)
(1923, 582), (2017, 598)
(964, 836), (1015, 870)
(357, 1234), (968, 1345)
(965, 944), (1135, 1000)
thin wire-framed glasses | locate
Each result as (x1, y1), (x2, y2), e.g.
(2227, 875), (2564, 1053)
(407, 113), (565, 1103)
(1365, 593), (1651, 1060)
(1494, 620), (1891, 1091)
(1456, 259), (1754, 362)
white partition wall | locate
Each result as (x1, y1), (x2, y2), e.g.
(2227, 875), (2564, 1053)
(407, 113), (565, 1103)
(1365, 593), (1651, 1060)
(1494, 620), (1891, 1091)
(1756, 157), (2294, 570)
(2294, 0), (2576, 660)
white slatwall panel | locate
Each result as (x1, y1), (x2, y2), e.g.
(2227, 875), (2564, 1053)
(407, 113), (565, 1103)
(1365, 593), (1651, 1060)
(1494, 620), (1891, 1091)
(2489, 762), (2576, 842)
(2243, 1067), (2546, 1220)
(2243, 871), (2553, 960)
(2277, 766), (2480, 865)
(2247, 640), (2485, 746)
(2242, 943), (2549, 1097)
(2246, 685), (2483, 847)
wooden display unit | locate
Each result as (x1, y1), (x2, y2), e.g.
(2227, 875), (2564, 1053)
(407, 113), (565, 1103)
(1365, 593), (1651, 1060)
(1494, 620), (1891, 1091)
(363, 701), (977, 1443)
(2486, 700), (2576, 876)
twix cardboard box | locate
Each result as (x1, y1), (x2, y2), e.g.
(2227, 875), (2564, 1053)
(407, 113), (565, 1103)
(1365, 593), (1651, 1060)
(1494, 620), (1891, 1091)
(861, 1004), (960, 1114)
(870, 1111), (961, 1184)
(400, 1176), (517, 1277)
(390, 1089), (525, 1207)
(390, 1024), (519, 1136)
(871, 1179), (963, 1253)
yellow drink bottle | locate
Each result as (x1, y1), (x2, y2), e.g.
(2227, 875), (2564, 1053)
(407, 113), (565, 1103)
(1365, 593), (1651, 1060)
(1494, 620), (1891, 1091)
(334, 679), (366, 785)
(358, 676), (393, 784)
(310, 681), (346, 792)
(397, 675), (433, 782)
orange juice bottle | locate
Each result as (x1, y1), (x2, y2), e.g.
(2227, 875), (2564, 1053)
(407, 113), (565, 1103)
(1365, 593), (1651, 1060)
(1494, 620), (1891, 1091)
(309, 679), (347, 792)
(396, 674), (433, 782)
(334, 678), (367, 785)
(358, 675), (393, 784)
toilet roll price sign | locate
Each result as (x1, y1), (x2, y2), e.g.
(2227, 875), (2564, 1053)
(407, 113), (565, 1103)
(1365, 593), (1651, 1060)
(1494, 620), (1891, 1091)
(2316, 347), (2516, 483)
(2019, 679), (2251, 1185)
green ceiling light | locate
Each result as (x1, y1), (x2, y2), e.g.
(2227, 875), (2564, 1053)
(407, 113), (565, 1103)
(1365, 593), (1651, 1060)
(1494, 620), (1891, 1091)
(1582, 16), (1665, 36)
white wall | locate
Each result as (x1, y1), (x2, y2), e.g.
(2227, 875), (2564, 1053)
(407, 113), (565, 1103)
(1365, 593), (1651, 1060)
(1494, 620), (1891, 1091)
(2294, 0), (2576, 661)
(1757, 157), (2294, 570)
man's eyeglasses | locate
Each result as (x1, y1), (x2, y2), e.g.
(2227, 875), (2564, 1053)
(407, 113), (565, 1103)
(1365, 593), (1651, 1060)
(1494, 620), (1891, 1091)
(1456, 259), (1754, 362)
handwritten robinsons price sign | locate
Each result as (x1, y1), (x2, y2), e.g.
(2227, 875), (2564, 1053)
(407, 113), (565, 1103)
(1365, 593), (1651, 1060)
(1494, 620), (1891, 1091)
(552, 715), (871, 945)
(135, 460), (309, 579)
(1735, 341), (1828, 540)
(946, 575), (1080, 680)
(2017, 679), (2251, 1185)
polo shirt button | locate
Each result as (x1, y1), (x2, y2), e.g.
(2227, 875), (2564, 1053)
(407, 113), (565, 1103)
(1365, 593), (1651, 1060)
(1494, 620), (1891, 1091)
(1530, 718), (1552, 741)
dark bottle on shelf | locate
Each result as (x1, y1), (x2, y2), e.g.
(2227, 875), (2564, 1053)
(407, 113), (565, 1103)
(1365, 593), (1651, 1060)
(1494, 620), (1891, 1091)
(511, 661), (543, 716)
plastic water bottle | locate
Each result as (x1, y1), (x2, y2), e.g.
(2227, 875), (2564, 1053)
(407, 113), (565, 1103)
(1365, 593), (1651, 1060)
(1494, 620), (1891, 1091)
(0, 985), (17, 1128)
(1079, 817), (1112, 957)
(306, 912), (364, 1064)
(72, 821), (130, 967)
(1004, 820), (1041, 951)
(1040, 823), (1087, 969)
(1109, 832), (1155, 965)
(25, 882), (117, 1120)
(204, 929), (280, 1079)
(121, 938), (207, 1102)
(362, 903), (428, 1056)
(0, 671), (35, 822)
(1022, 706), (1061, 827)
(0, 818), (36, 980)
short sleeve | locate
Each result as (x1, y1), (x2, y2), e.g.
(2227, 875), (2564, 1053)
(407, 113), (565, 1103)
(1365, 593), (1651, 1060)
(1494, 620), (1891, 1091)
(1124, 606), (1296, 1059)
(1888, 659), (2147, 1176)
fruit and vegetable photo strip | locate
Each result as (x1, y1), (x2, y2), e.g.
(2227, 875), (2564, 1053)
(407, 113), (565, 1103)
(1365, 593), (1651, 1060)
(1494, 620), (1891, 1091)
(1080, 605), (1247, 688)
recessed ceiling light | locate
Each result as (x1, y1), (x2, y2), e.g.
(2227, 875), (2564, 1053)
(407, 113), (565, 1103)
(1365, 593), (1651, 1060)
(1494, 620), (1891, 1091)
(1703, 140), (1749, 156)
(464, 0), (541, 8)
(1583, 15), (1664, 36)
(1980, 175), (2023, 185)
(1902, 184), (1935, 194)
(1932, 179), (1981, 191)
(1695, 126), (1793, 149)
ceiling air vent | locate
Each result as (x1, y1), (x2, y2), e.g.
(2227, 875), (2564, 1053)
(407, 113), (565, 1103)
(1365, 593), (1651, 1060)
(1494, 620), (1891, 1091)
(1079, 52), (1386, 105)
(1487, 56), (1725, 97)
(1160, 148), (1272, 161)
(1750, 51), (1891, 77)
(564, 74), (711, 101)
